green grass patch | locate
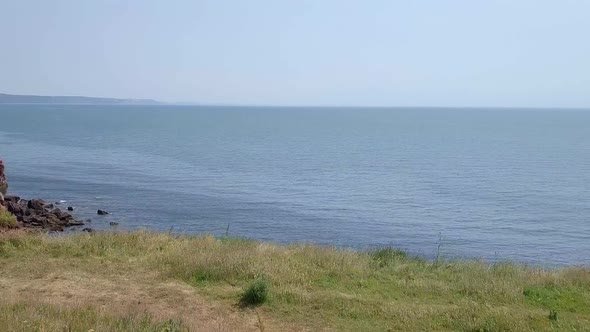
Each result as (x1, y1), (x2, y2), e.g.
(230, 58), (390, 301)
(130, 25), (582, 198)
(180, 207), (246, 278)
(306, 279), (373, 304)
(523, 284), (590, 313)
(369, 246), (408, 267)
(0, 210), (17, 228)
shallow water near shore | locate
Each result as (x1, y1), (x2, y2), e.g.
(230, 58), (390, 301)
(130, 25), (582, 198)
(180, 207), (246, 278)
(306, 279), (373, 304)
(1, 104), (589, 265)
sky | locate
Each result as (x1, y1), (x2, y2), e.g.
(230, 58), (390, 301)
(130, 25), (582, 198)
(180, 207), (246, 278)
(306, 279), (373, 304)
(1, 0), (589, 107)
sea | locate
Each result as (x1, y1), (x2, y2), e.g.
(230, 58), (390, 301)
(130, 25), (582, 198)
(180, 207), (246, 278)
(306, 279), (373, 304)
(1, 104), (589, 266)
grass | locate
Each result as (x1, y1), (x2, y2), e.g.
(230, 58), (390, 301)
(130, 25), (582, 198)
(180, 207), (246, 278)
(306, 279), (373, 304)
(0, 230), (589, 331)
(0, 210), (17, 228)
(0, 303), (184, 332)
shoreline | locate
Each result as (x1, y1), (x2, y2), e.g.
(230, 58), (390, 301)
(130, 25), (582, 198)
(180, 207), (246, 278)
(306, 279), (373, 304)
(1, 160), (588, 269)
(1, 192), (588, 268)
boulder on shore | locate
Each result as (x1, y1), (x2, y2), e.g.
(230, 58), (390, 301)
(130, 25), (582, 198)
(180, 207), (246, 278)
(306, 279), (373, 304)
(0, 160), (7, 196)
(0, 160), (8, 211)
(0, 161), (84, 231)
(2, 195), (85, 231)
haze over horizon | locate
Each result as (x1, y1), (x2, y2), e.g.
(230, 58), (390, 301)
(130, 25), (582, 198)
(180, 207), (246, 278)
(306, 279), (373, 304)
(1, 0), (589, 108)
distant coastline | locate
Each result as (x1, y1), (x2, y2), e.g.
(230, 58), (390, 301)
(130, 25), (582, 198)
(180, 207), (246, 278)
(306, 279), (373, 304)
(0, 93), (159, 105)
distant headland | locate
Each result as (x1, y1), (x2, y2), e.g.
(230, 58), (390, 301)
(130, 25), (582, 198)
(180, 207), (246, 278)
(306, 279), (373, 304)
(0, 93), (160, 105)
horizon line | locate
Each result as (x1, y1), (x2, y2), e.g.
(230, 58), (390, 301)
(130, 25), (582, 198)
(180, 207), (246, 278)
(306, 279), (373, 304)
(2, 92), (589, 110)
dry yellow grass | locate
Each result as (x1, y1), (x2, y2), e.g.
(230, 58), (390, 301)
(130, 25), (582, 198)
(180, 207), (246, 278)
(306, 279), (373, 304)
(0, 230), (589, 331)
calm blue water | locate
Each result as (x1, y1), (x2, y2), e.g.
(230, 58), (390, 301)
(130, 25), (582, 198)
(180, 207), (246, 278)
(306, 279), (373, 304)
(1, 105), (589, 265)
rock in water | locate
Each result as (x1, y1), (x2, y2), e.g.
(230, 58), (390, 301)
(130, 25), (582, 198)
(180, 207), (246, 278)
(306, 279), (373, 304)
(67, 206), (74, 211)
(97, 209), (109, 215)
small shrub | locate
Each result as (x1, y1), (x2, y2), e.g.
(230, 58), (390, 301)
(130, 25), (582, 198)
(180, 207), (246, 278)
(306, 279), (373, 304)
(549, 309), (558, 321)
(0, 210), (17, 228)
(240, 278), (269, 306)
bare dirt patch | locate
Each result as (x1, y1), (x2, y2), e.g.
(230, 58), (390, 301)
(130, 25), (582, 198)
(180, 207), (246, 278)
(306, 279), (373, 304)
(0, 272), (268, 331)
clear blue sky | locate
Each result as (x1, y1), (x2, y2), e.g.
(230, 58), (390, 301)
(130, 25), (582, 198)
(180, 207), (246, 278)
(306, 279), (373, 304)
(1, 0), (589, 107)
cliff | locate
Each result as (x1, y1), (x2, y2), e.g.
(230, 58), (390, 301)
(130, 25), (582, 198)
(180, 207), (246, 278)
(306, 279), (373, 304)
(0, 93), (159, 105)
